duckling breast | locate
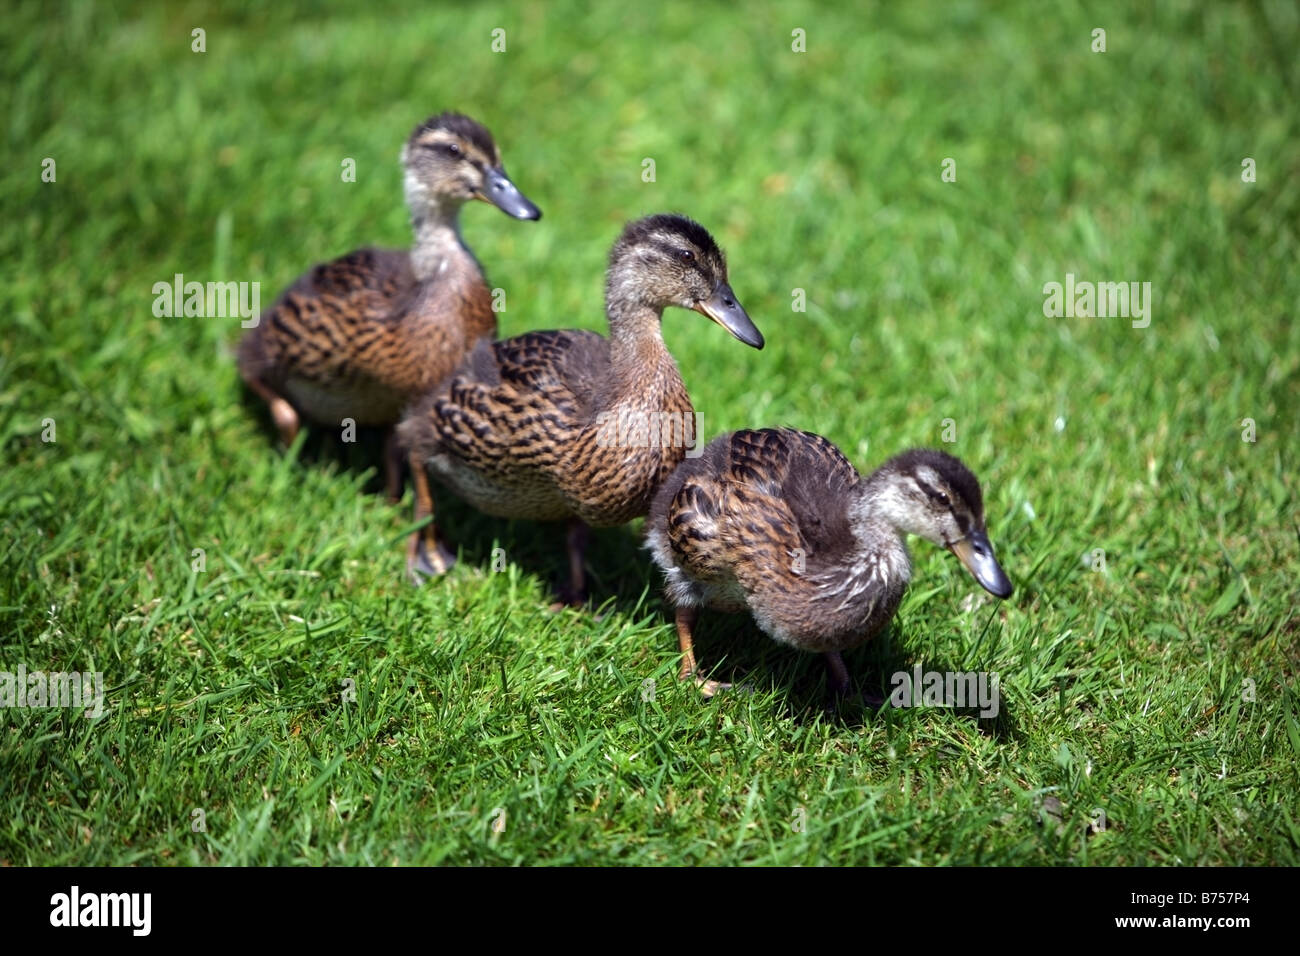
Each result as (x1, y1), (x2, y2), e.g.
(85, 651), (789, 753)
(424, 449), (573, 520)
(748, 556), (911, 653)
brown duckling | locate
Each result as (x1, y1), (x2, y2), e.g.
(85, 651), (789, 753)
(646, 429), (1013, 697)
(237, 112), (540, 500)
(396, 213), (764, 600)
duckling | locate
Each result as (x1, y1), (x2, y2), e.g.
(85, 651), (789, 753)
(237, 112), (540, 500)
(396, 213), (764, 600)
(646, 429), (1013, 697)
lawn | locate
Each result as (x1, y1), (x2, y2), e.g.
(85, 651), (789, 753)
(2, 0), (1297, 865)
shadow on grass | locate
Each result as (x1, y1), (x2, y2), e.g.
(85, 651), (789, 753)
(680, 609), (1020, 739)
(240, 387), (1019, 738)
(432, 505), (658, 619)
(242, 386), (662, 617)
(239, 385), (396, 496)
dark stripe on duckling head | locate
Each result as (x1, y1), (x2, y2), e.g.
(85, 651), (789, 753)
(892, 448), (985, 518)
(612, 214), (726, 270)
(910, 474), (971, 537)
(912, 476), (945, 503)
(411, 112), (500, 163)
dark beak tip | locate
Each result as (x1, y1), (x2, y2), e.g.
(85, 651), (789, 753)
(730, 320), (764, 350)
(485, 173), (540, 221)
(982, 566), (1014, 599)
(501, 202), (540, 221)
(958, 535), (1013, 600)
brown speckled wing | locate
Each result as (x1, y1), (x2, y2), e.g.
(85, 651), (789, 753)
(767, 429), (860, 555)
(664, 466), (731, 579)
(718, 430), (812, 593)
(418, 330), (610, 515)
(414, 328), (693, 526)
(242, 249), (412, 383)
(239, 247), (495, 425)
(490, 329), (609, 415)
(667, 428), (859, 591)
(433, 329), (608, 463)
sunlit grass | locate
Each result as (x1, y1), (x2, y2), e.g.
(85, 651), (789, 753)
(1, 0), (1297, 865)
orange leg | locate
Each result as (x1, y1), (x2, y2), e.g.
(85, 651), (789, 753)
(675, 605), (730, 698)
(245, 376), (299, 446)
(406, 449), (456, 582)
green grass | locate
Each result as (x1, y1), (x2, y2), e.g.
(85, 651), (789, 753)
(3, 0), (1298, 865)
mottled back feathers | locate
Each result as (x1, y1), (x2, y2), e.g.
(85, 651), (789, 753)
(399, 326), (689, 526)
(648, 428), (918, 652)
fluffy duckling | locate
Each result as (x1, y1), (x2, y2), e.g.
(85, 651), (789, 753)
(237, 112), (540, 500)
(397, 213), (764, 600)
(646, 429), (1013, 697)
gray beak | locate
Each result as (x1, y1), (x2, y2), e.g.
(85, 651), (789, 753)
(483, 167), (541, 220)
(950, 529), (1013, 599)
(694, 283), (764, 350)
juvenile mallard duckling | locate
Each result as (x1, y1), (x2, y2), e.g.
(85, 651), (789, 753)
(237, 111), (540, 500)
(647, 429), (1013, 697)
(397, 213), (764, 601)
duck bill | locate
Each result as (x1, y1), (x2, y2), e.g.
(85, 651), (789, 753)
(950, 530), (1013, 599)
(694, 284), (764, 349)
(481, 167), (541, 220)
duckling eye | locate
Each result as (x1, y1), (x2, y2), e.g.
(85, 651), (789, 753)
(677, 249), (695, 262)
(441, 142), (462, 157)
(916, 481), (949, 507)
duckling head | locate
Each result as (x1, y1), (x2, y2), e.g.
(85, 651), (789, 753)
(865, 448), (1013, 598)
(606, 214), (763, 349)
(401, 112), (541, 221)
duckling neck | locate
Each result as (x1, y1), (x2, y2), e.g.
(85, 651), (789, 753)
(409, 201), (473, 283)
(856, 468), (936, 542)
(605, 300), (674, 377)
(843, 477), (915, 586)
